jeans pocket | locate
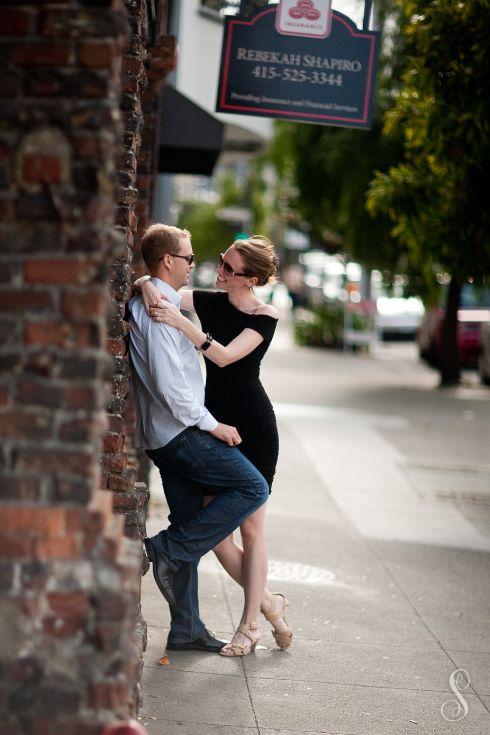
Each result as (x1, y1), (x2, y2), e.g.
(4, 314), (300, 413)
(180, 436), (206, 469)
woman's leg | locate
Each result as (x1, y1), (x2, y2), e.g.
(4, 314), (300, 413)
(203, 495), (273, 608)
(238, 502), (268, 625)
(204, 496), (290, 648)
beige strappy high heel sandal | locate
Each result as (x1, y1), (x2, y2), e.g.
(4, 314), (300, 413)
(219, 622), (261, 657)
(262, 592), (293, 649)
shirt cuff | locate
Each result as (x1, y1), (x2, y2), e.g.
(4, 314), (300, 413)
(196, 410), (218, 432)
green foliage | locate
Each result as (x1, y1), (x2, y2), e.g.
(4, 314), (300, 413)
(177, 165), (271, 260)
(178, 201), (234, 261)
(272, 121), (404, 267)
(367, 0), (490, 284)
(293, 305), (344, 347)
(217, 170), (242, 206)
(266, 2), (407, 270)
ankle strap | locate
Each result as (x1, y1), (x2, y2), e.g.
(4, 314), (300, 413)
(237, 622), (259, 633)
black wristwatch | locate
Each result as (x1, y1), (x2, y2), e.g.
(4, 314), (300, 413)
(199, 332), (214, 351)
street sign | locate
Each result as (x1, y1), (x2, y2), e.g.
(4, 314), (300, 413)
(216, 6), (380, 129)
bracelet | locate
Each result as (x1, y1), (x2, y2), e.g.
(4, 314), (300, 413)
(198, 332), (213, 352)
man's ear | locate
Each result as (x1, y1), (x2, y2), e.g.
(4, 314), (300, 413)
(161, 253), (173, 269)
(247, 276), (258, 288)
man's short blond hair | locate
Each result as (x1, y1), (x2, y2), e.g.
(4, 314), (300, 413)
(141, 224), (191, 273)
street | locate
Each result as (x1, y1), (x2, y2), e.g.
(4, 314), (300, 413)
(139, 318), (490, 735)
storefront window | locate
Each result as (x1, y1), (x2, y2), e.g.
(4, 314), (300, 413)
(200, 1), (277, 17)
(200, 0), (241, 16)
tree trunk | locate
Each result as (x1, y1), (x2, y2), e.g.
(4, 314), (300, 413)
(438, 275), (462, 386)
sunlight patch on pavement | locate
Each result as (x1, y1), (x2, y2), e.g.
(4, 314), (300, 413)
(273, 401), (409, 429)
(267, 559), (336, 586)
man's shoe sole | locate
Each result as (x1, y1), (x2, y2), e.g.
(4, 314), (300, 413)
(144, 538), (176, 608)
(166, 641), (225, 652)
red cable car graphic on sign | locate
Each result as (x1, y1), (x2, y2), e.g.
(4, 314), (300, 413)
(276, 0), (332, 38)
(289, 1), (321, 21)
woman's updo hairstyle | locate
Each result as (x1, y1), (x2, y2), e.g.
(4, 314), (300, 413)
(232, 235), (278, 287)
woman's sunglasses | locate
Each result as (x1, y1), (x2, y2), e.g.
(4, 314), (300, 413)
(219, 253), (250, 278)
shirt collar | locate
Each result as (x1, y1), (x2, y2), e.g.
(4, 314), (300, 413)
(151, 277), (181, 308)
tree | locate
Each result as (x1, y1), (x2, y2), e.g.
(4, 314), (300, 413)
(266, 1), (406, 269)
(178, 201), (234, 262)
(367, 0), (490, 385)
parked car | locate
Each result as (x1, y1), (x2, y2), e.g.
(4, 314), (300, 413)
(418, 285), (490, 369)
(375, 296), (424, 341)
(478, 322), (490, 385)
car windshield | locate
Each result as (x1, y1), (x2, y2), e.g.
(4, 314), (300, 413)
(460, 285), (490, 308)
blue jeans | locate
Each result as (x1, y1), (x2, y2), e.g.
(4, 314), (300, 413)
(146, 426), (269, 643)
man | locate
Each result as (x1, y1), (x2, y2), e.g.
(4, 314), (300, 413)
(129, 223), (268, 652)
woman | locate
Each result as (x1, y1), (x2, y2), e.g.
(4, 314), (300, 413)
(133, 235), (292, 657)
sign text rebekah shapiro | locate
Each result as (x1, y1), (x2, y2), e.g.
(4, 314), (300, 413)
(236, 48), (362, 72)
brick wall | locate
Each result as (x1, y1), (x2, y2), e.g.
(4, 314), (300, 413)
(0, 1), (173, 732)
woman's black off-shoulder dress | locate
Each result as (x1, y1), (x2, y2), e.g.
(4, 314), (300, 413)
(193, 290), (279, 490)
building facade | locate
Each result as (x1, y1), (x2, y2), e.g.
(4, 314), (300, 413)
(0, 1), (175, 731)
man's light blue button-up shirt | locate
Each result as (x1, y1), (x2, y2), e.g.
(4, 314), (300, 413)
(129, 278), (218, 450)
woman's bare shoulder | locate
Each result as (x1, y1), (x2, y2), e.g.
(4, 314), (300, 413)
(254, 303), (278, 319)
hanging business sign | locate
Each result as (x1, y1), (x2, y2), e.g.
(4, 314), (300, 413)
(216, 5), (380, 129)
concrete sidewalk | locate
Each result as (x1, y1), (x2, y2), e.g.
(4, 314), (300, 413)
(138, 333), (490, 735)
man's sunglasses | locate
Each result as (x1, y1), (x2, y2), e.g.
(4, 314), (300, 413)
(219, 253), (250, 278)
(160, 253), (195, 265)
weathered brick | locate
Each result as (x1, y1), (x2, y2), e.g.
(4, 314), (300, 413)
(0, 259), (21, 283)
(106, 468), (135, 493)
(14, 448), (93, 476)
(99, 451), (127, 474)
(58, 415), (105, 443)
(0, 475), (41, 502)
(0, 410), (52, 439)
(34, 535), (80, 561)
(45, 591), (89, 635)
(0, 289), (55, 312)
(102, 431), (124, 453)
(25, 321), (72, 349)
(0, 533), (32, 558)
(94, 622), (122, 652)
(106, 337), (125, 357)
(74, 321), (104, 349)
(53, 477), (93, 505)
(112, 491), (146, 511)
(0, 223), (60, 254)
(61, 290), (107, 321)
(0, 506), (65, 534)
(0, 71), (22, 98)
(59, 356), (102, 380)
(24, 259), (98, 285)
(12, 43), (72, 67)
(16, 377), (66, 409)
(78, 41), (118, 69)
(0, 382), (8, 404)
(66, 385), (103, 410)
(0, 9), (38, 37)
(87, 680), (128, 710)
(22, 153), (63, 186)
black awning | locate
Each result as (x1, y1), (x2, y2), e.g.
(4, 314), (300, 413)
(158, 85), (224, 176)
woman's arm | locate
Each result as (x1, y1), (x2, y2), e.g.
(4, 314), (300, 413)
(148, 302), (264, 367)
(132, 277), (194, 313)
(132, 276), (165, 311)
(178, 289), (194, 312)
